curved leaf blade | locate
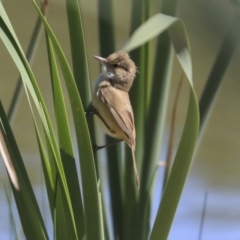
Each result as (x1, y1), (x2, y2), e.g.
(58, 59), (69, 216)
(0, 101), (49, 240)
(121, 13), (199, 239)
(150, 90), (199, 240)
(35, 122), (55, 219)
(122, 14), (179, 52)
(45, 30), (85, 239)
(31, 1), (104, 239)
(199, 13), (240, 132)
(0, 3), (78, 237)
(65, 0), (91, 107)
(0, 123), (19, 190)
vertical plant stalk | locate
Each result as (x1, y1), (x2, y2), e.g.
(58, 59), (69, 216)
(65, 0), (91, 108)
(135, 1), (178, 239)
(128, 0), (145, 172)
(0, 99), (49, 239)
(162, 73), (184, 190)
(7, 4), (48, 124)
(98, 0), (115, 55)
(149, 91), (199, 240)
(31, 2), (104, 239)
(198, 191), (208, 240)
(142, 0), (178, 193)
(143, 0), (153, 112)
(44, 17), (85, 240)
(97, 0), (124, 239)
(123, 0), (146, 239)
(199, 13), (240, 134)
(65, 0), (98, 172)
(0, 125), (19, 190)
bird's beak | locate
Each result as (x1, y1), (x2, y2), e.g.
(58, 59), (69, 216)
(93, 55), (107, 65)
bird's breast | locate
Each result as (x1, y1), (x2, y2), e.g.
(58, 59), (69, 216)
(92, 84), (127, 141)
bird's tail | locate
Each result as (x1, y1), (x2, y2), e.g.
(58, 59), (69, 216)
(131, 147), (140, 189)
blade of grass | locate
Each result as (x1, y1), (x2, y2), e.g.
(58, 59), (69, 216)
(125, 7), (177, 239)
(0, 4), (79, 237)
(31, 2), (104, 239)
(45, 25), (85, 239)
(0, 2), (63, 200)
(0, 122), (19, 190)
(97, 0), (124, 238)
(143, 0), (153, 112)
(198, 191), (208, 240)
(162, 73), (184, 189)
(54, 176), (77, 240)
(7, 13), (45, 124)
(144, 0), (178, 196)
(150, 90), (198, 240)
(0, 100), (49, 240)
(98, 0), (115, 55)
(35, 123), (55, 220)
(55, 179), (68, 240)
(122, 14), (184, 192)
(122, 13), (199, 240)
(150, 18), (198, 240)
(65, 0), (91, 108)
(128, 0), (145, 179)
(131, 3), (154, 238)
(199, 13), (240, 133)
(24, 82), (78, 239)
(122, 1), (146, 239)
(65, 0), (97, 166)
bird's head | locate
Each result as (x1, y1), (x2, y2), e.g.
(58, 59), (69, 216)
(94, 52), (137, 92)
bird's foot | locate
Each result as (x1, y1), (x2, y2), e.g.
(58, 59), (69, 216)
(85, 108), (96, 115)
(93, 139), (123, 153)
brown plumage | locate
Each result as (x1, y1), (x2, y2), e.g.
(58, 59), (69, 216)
(92, 52), (139, 189)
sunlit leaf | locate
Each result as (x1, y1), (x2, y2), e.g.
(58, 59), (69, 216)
(31, 1), (104, 239)
(121, 13), (199, 239)
(0, 2), (78, 237)
(45, 26), (85, 239)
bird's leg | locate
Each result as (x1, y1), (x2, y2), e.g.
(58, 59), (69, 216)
(93, 139), (123, 153)
(86, 106), (123, 152)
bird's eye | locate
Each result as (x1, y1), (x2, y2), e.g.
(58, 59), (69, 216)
(113, 63), (118, 68)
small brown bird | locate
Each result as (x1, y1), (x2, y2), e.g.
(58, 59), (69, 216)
(92, 52), (139, 189)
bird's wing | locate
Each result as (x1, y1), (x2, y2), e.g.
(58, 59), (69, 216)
(98, 86), (135, 145)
